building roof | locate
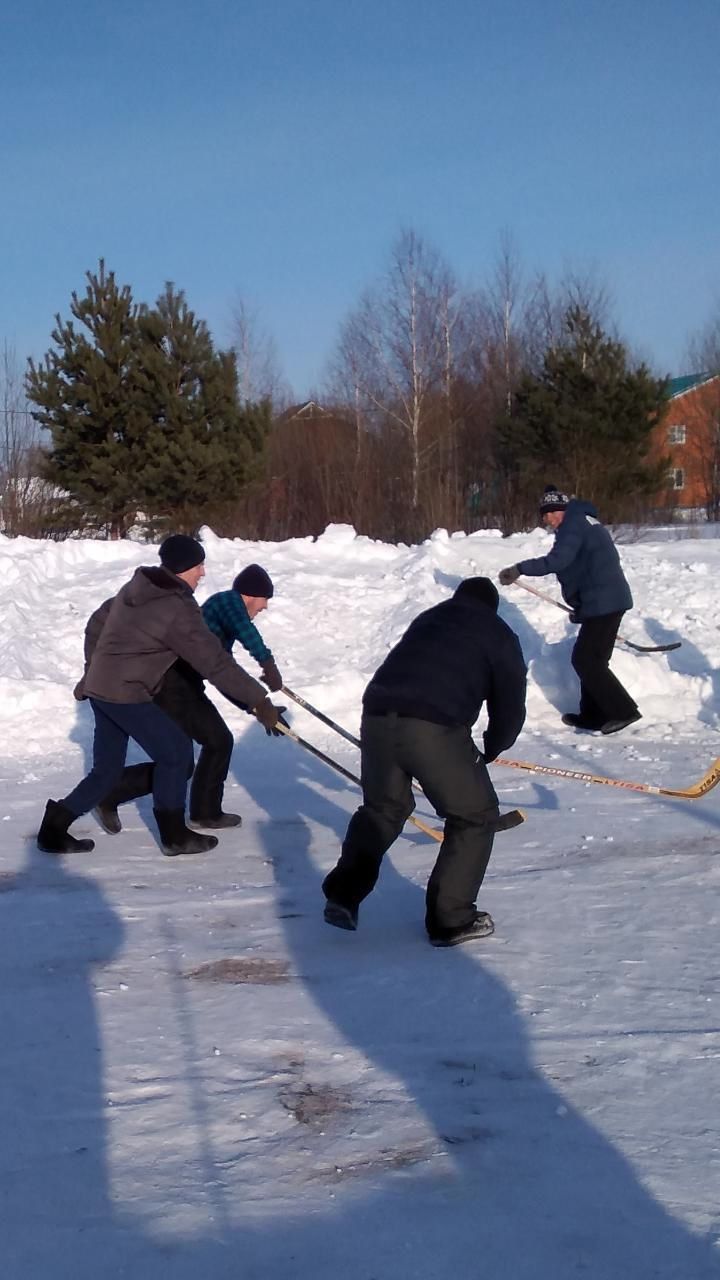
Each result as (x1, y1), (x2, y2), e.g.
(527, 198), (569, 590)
(275, 400), (327, 423)
(668, 373), (715, 399)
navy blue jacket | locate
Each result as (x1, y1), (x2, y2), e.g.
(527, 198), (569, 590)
(517, 499), (632, 620)
(363, 595), (526, 762)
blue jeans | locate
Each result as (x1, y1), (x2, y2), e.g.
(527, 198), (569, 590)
(63, 699), (194, 816)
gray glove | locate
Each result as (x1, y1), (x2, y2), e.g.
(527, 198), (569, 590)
(499, 565), (520, 586)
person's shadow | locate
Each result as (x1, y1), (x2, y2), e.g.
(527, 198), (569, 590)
(643, 616), (720, 729)
(247, 767), (720, 1278)
(5, 782), (720, 1276)
(0, 842), (127, 1275)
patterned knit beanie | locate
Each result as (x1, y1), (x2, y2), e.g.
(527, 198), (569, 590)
(538, 484), (569, 515)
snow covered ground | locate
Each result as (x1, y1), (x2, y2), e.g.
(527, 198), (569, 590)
(1, 523), (719, 1279)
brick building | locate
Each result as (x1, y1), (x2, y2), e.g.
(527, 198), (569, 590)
(655, 373), (720, 517)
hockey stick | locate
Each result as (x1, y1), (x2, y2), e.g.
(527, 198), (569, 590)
(515, 581), (681, 653)
(278, 691), (525, 834)
(283, 685), (361, 748)
(274, 719), (442, 842)
(494, 752), (720, 800)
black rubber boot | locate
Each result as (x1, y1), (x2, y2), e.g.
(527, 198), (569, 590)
(188, 812), (242, 830)
(153, 808), (218, 857)
(37, 800), (95, 854)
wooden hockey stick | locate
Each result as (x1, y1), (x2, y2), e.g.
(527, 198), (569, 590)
(274, 719), (442, 841)
(515, 580), (681, 653)
(494, 753), (720, 800)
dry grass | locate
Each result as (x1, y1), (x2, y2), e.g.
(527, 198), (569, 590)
(184, 956), (291, 985)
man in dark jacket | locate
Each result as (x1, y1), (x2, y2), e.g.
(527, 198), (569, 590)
(88, 562), (284, 833)
(322, 577), (527, 948)
(499, 485), (640, 735)
(36, 535), (284, 858)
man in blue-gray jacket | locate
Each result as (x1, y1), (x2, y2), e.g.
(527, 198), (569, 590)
(499, 485), (640, 736)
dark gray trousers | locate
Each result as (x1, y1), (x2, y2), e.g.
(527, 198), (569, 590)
(323, 714), (499, 934)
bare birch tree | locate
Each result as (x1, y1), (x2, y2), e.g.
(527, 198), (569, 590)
(331, 229), (465, 535)
(229, 294), (291, 407)
(0, 343), (57, 536)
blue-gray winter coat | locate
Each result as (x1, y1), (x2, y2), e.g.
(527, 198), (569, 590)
(516, 499), (633, 620)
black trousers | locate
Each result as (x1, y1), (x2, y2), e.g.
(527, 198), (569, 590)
(101, 666), (234, 819)
(322, 714), (499, 934)
(571, 613), (639, 726)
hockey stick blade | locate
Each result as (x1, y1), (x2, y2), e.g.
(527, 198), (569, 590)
(494, 755), (720, 801)
(618, 638), (682, 654)
(515, 581), (682, 654)
(495, 807), (526, 832)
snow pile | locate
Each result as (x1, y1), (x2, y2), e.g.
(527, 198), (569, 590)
(1, 524), (719, 1278)
(0, 522), (717, 760)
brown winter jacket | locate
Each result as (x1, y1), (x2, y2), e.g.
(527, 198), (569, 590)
(77, 566), (267, 709)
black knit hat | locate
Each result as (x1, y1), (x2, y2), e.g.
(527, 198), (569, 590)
(454, 577), (499, 612)
(232, 564), (274, 599)
(159, 534), (206, 574)
(538, 484), (569, 515)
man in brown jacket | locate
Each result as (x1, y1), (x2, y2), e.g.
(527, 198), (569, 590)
(36, 534), (283, 857)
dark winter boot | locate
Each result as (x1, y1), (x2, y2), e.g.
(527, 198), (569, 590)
(188, 812), (242, 830)
(37, 800), (95, 854)
(94, 803), (122, 835)
(561, 713), (602, 730)
(153, 808), (219, 857)
(428, 911), (495, 948)
(600, 711), (642, 735)
(323, 900), (359, 931)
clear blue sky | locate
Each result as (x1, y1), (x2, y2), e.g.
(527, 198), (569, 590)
(2, 0), (719, 396)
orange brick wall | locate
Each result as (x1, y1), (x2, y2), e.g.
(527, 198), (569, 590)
(651, 378), (720, 513)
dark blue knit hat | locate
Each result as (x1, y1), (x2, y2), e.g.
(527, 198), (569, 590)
(159, 534), (205, 574)
(232, 564), (274, 598)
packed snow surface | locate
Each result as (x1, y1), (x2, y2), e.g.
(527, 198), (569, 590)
(1, 523), (719, 1278)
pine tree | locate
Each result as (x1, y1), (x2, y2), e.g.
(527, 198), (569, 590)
(26, 262), (146, 537)
(27, 269), (268, 537)
(499, 305), (669, 521)
(134, 284), (268, 532)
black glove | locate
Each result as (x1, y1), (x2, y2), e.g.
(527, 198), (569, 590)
(498, 565), (520, 586)
(482, 732), (499, 764)
(254, 698), (290, 737)
(568, 611), (581, 625)
(260, 657), (283, 692)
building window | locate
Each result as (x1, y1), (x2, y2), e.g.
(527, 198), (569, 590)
(669, 467), (685, 490)
(668, 424), (686, 444)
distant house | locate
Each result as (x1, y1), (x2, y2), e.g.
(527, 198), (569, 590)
(653, 373), (720, 517)
(274, 400), (328, 424)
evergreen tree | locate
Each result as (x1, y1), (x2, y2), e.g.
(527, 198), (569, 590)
(26, 262), (147, 537)
(134, 284), (268, 532)
(499, 305), (668, 522)
(27, 268), (268, 537)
